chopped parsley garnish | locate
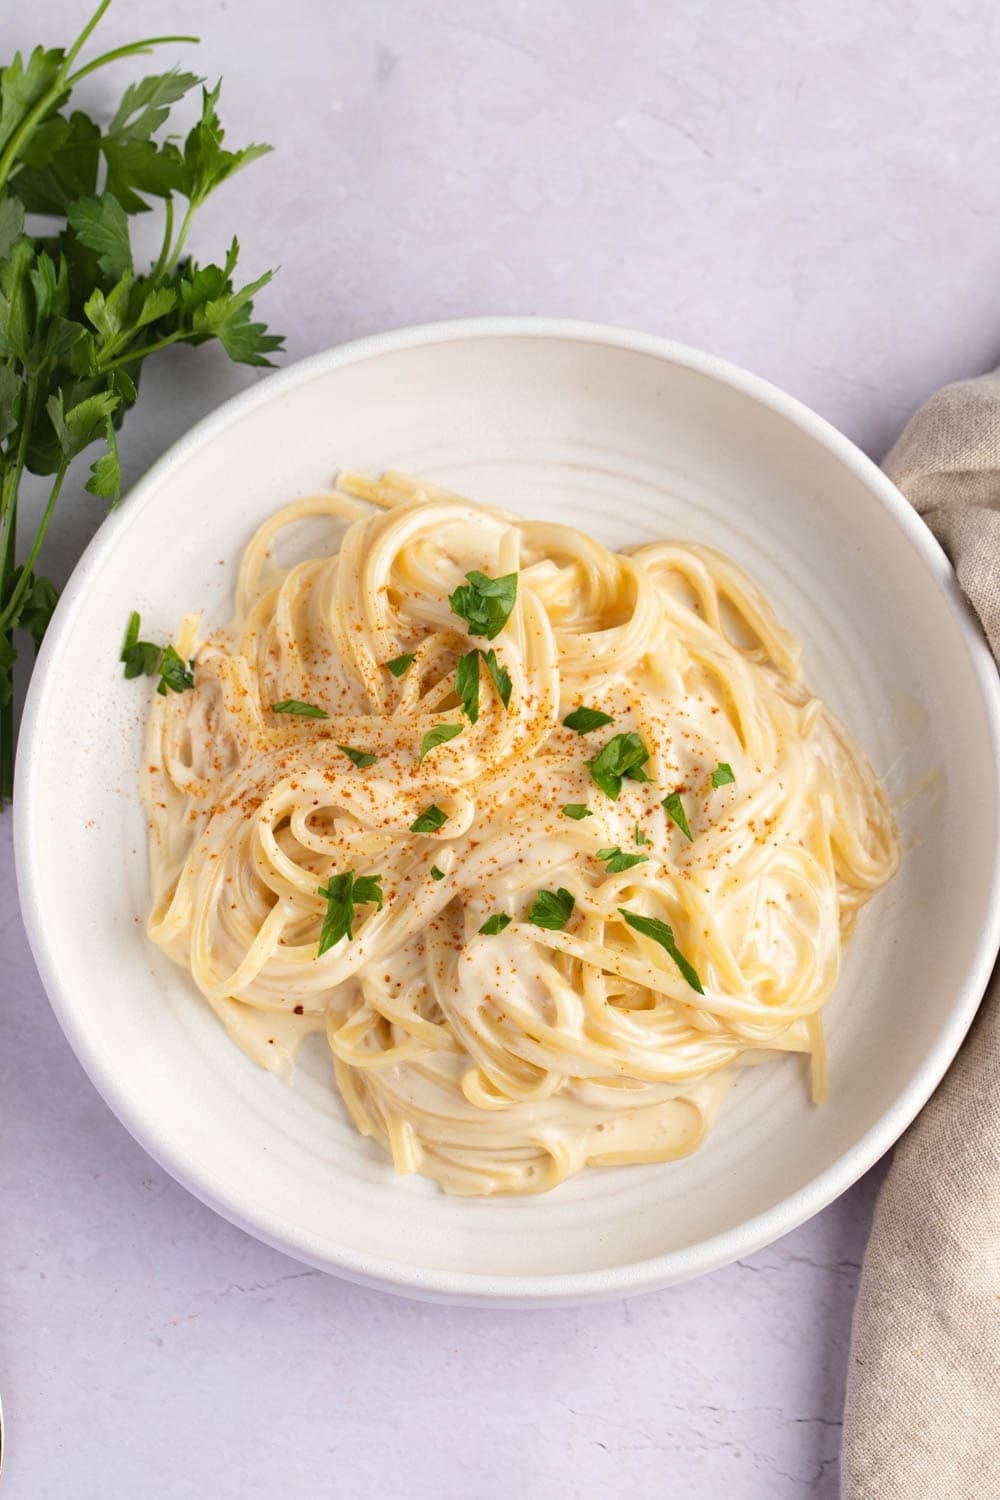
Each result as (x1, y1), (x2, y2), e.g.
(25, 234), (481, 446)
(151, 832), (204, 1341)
(482, 648), (512, 709)
(562, 706), (614, 734)
(585, 732), (652, 799)
(528, 887), (575, 931)
(271, 699), (328, 718)
(712, 762), (736, 787)
(410, 804), (448, 834)
(455, 647), (512, 718)
(449, 569), (518, 639)
(562, 803), (592, 821)
(121, 613), (195, 695)
(120, 611), (161, 679)
(385, 653), (416, 678)
(618, 908), (704, 993)
(478, 912), (511, 935)
(317, 870), (384, 955)
(596, 846), (649, 874)
(430, 865), (446, 881)
(635, 824), (649, 846)
(662, 791), (693, 840)
(156, 645), (195, 696)
(418, 723), (463, 763)
(455, 648), (481, 723)
(339, 744), (378, 768)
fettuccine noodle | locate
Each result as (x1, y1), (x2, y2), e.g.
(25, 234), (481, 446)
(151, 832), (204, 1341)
(142, 471), (899, 1196)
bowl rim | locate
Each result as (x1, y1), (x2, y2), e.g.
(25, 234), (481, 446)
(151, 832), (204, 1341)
(15, 315), (1000, 1305)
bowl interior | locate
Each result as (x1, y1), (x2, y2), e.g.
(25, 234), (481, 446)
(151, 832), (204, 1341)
(17, 326), (1000, 1301)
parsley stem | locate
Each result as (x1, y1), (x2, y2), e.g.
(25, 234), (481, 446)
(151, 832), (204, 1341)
(0, 0), (196, 196)
(152, 195), (175, 282)
(0, 462), (68, 634)
(163, 200), (198, 276)
(0, 86), (69, 199)
(100, 331), (186, 372)
(0, 379), (37, 596)
(66, 35), (201, 87)
(0, 380), (38, 807)
(63, 0), (114, 69)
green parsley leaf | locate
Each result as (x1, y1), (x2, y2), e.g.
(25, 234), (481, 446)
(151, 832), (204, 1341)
(449, 569), (518, 639)
(711, 762), (736, 787)
(109, 68), (203, 141)
(339, 744), (378, 768)
(47, 387), (119, 461)
(186, 261), (282, 367)
(618, 908), (704, 993)
(482, 647), (512, 709)
(410, 804), (448, 834)
(14, 570), (57, 652)
(596, 846), (649, 874)
(85, 417), (121, 504)
(585, 732), (652, 800)
(635, 824), (649, 846)
(430, 865), (445, 881)
(66, 192), (133, 282)
(15, 111), (101, 216)
(156, 645), (195, 695)
(0, 363), (20, 445)
(455, 647), (480, 723)
(181, 81), (272, 209)
(120, 609), (161, 679)
(563, 705), (614, 734)
(0, 632), (15, 709)
(478, 912), (511, 936)
(271, 699), (328, 719)
(317, 869), (384, 955)
(528, 887), (575, 931)
(0, 45), (64, 156)
(352, 874), (385, 910)
(385, 652), (415, 678)
(662, 791), (693, 840)
(0, 198), (24, 261)
(562, 803), (592, 821)
(418, 723), (463, 763)
(102, 136), (185, 215)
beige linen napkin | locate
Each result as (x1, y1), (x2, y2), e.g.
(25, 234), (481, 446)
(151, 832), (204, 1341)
(841, 374), (1000, 1499)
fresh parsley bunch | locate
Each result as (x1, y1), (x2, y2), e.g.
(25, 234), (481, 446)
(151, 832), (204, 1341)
(0, 0), (282, 802)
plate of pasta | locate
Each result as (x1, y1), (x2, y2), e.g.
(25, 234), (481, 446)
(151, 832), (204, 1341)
(15, 319), (1000, 1303)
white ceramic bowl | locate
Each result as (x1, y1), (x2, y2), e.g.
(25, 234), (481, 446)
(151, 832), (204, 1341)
(15, 319), (1000, 1306)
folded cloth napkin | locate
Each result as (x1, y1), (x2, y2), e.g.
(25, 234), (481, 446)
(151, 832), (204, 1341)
(841, 374), (1000, 1499)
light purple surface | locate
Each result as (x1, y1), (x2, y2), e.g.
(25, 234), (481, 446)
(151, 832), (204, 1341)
(3, 1), (995, 1494)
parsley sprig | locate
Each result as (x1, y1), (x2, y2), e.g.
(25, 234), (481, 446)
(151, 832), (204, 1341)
(271, 699), (327, 719)
(454, 645), (512, 722)
(0, 2), (281, 803)
(316, 870), (384, 956)
(478, 912), (511, 936)
(449, 569), (518, 640)
(662, 791), (693, 840)
(585, 732), (652, 800)
(563, 705), (614, 734)
(618, 908), (704, 993)
(120, 610), (194, 695)
(527, 887), (575, 931)
(596, 846), (649, 874)
(418, 723), (462, 763)
(410, 804), (447, 834)
(339, 745), (378, 769)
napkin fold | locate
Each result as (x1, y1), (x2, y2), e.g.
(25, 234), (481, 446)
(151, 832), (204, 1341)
(840, 374), (1000, 1499)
